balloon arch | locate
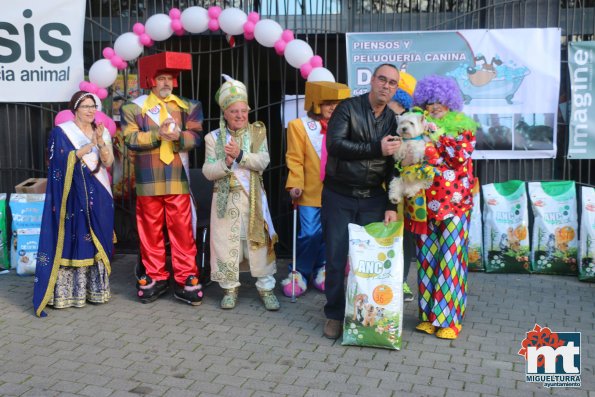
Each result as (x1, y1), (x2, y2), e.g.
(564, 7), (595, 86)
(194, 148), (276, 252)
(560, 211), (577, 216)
(56, 5), (337, 133)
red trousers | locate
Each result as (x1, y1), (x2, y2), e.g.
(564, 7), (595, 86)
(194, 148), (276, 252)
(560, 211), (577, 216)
(136, 194), (197, 286)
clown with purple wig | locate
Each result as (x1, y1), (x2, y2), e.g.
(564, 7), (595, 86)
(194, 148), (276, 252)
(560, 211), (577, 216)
(411, 75), (477, 340)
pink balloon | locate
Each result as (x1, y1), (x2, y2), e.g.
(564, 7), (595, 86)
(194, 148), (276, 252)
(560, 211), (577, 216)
(55, 110), (74, 126)
(95, 111), (116, 136)
(87, 82), (98, 93)
(208, 19), (219, 31)
(244, 32), (254, 41)
(140, 33), (152, 46)
(79, 81), (91, 91)
(281, 29), (294, 43)
(208, 6), (222, 18)
(110, 55), (123, 67)
(117, 60), (128, 70)
(310, 55), (323, 68)
(102, 47), (115, 59)
(274, 39), (287, 56)
(174, 29), (185, 36)
(247, 12), (260, 23)
(169, 8), (181, 19)
(171, 19), (182, 31)
(96, 88), (108, 99)
(300, 63), (313, 79)
(132, 23), (145, 35)
(243, 21), (255, 34)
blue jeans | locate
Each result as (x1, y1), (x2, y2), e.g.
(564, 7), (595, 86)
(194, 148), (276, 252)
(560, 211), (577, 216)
(289, 205), (325, 280)
(321, 187), (387, 321)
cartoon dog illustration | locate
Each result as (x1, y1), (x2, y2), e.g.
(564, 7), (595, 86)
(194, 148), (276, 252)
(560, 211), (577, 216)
(352, 293), (368, 322)
(361, 303), (377, 327)
(467, 55), (503, 87)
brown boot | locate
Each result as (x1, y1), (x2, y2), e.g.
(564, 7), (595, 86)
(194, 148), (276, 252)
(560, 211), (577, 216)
(323, 319), (342, 339)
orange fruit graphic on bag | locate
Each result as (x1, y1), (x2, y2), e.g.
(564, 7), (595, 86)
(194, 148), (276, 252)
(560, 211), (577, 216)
(514, 225), (527, 241)
(555, 226), (575, 243)
(468, 248), (480, 263)
(372, 285), (394, 305)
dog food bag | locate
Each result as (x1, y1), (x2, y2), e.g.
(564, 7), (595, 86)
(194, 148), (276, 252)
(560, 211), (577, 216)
(0, 194), (8, 270)
(529, 181), (578, 275)
(14, 228), (40, 276)
(343, 221), (404, 350)
(9, 194), (45, 271)
(579, 186), (595, 282)
(482, 180), (530, 273)
(468, 180), (484, 271)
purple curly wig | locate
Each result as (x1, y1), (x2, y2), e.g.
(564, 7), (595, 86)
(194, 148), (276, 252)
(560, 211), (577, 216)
(412, 75), (463, 111)
(392, 89), (413, 111)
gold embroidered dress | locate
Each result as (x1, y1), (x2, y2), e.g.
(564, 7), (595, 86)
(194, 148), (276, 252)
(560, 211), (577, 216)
(202, 122), (277, 285)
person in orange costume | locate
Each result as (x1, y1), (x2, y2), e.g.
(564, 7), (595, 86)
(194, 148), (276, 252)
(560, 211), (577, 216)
(121, 52), (204, 306)
(283, 81), (350, 297)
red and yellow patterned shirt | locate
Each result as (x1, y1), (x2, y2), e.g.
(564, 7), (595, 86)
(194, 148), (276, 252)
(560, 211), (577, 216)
(426, 116), (476, 222)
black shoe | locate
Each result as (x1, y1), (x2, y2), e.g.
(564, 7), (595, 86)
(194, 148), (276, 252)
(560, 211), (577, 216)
(174, 275), (203, 306)
(137, 275), (169, 304)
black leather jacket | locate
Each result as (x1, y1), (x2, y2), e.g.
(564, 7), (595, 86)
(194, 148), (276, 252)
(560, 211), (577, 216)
(324, 93), (398, 201)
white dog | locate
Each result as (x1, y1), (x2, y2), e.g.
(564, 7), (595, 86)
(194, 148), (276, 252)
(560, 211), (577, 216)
(388, 112), (434, 204)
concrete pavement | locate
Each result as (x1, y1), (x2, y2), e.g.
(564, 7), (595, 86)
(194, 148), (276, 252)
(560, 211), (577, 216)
(0, 254), (593, 397)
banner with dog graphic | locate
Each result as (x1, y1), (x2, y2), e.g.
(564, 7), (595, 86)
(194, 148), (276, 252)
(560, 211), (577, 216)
(346, 28), (560, 159)
(343, 222), (403, 350)
(567, 41), (595, 159)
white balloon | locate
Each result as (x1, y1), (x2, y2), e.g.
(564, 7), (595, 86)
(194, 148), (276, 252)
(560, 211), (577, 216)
(181, 6), (209, 34)
(114, 32), (144, 61)
(145, 13), (173, 41)
(219, 8), (247, 36)
(284, 39), (314, 69)
(89, 59), (118, 88)
(307, 67), (336, 82)
(254, 19), (282, 48)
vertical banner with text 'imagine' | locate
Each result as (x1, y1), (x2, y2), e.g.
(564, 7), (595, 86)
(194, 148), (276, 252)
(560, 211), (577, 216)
(568, 41), (595, 159)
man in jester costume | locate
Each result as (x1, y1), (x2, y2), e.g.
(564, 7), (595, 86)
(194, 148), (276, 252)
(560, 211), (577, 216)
(411, 75), (477, 340)
(121, 52), (204, 306)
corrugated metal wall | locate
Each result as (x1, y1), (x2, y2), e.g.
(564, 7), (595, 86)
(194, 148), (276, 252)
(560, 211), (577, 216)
(1, 0), (593, 255)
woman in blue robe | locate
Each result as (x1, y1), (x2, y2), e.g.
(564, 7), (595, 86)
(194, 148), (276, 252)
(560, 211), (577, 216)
(33, 91), (115, 317)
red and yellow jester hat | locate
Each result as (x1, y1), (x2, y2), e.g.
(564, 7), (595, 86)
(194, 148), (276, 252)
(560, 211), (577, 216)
(138, 52), (192, 89)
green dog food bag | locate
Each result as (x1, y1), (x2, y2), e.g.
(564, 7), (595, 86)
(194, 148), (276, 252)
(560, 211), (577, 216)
(529, 181), (578, 275)
(343, 221), (404, 350)
(468, 180), (484, 271)
(579, 186), (595, 282)
(482, 180), (531, 273)
(0, 194), (8, 270)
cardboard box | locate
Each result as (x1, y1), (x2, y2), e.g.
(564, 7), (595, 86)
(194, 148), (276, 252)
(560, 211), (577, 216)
(15, 178), (47, 194)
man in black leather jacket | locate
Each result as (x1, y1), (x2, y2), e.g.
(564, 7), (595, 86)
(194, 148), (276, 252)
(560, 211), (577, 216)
(322, 64), (402, 339)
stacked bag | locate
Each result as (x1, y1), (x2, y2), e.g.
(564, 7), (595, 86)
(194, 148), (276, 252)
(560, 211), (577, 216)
(475, 179), (593, 281)
(0, 194), (8, 270)
(0, 193), (45, 275)
(579, 186), (595, 282)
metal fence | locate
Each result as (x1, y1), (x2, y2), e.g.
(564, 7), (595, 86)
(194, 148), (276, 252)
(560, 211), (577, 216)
(1, 0), (593, 255)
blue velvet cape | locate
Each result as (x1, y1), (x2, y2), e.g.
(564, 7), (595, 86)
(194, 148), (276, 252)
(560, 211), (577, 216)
(33, 126), (114, 317)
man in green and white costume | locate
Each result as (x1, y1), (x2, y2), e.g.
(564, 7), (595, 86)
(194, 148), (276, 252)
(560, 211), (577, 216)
(202, 75), (279, 311)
